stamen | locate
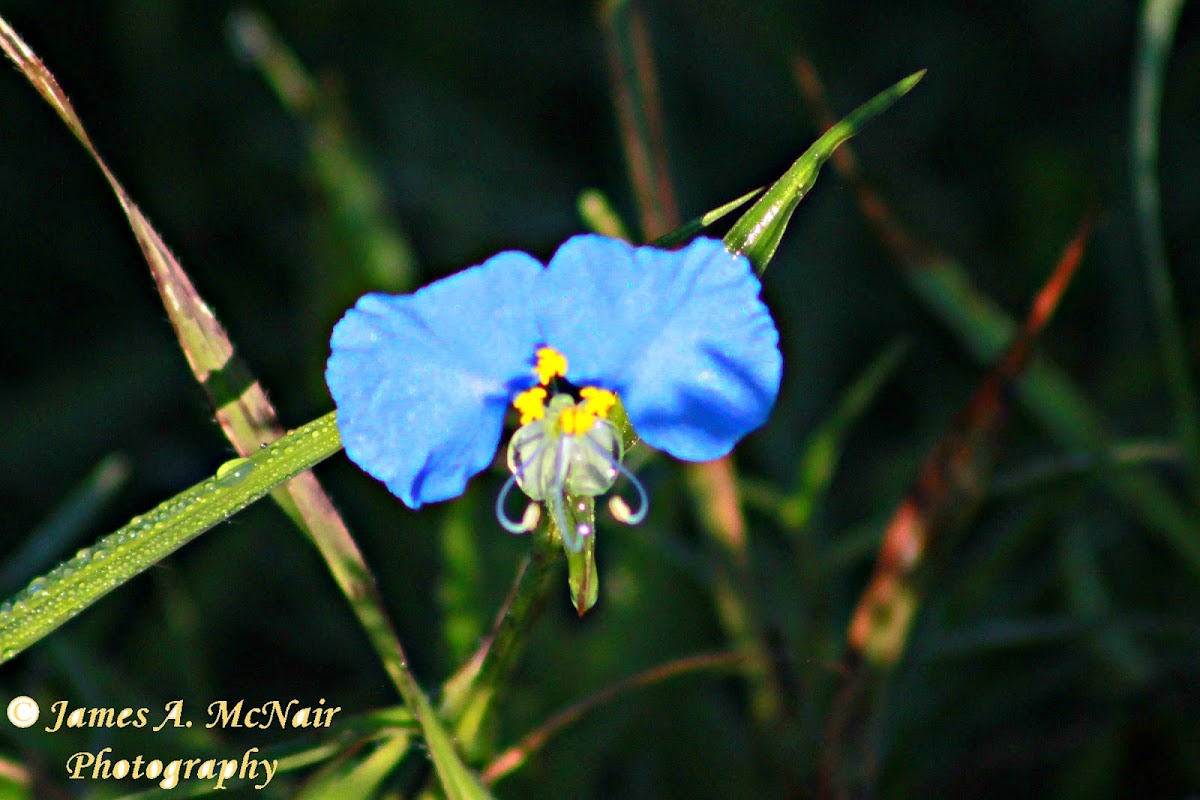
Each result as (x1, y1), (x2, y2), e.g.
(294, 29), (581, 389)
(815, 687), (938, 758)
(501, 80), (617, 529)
(579, 427), (649, 525)
(559, 388), (617, 437)
(534, 346), (568, 385)
(606, 469), (648, 525)
(496, 434), (550, 532)
(579, 386), (617, 418)
(512, 386), (548, 424)
(496, 474), (542, 534)
(560, 404), (594, 436)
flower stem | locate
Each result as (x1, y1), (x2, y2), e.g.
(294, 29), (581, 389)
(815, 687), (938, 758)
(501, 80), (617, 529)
(441, 526), (562, 749)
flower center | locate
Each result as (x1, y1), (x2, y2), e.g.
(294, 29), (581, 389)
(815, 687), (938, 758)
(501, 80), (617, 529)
(494, 347), (647, 551)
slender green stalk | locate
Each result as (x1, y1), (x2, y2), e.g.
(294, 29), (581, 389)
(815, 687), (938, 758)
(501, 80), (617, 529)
(482, 651), (742, 785)
(1131, 0), (1199, 496)
(442, 528), (562, 747)
(600, 0), (678, 240)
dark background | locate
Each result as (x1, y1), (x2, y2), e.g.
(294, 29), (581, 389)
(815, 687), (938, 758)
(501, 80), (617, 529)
(1, 1), (1199, 797)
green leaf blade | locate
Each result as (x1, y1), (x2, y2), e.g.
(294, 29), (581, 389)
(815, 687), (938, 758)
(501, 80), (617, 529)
(724, 70), (924, 271)
(0, 413), (342, 665)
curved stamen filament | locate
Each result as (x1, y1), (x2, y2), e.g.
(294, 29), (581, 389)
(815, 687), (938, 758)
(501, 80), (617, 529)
(495, 435), (549, 534)
(579, 426), (649, 525)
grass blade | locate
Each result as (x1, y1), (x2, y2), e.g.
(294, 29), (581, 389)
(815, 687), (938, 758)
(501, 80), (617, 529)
(413, 690), (496, 800)
(821, 217), (1091, 797)
(600, 0), (678, 240)
(1, 455), (129, 593)
(780, 340), (909, 533)
(0, 413), (342, 665)
(794, 57), (1200, 578)
(1130, 0), (1199, 495)
(725, 70), (924, 272)
(228, 9), (417, 299)
(441, 533), (561, 747)
(295, 732), (412, 800)
(0, 19), (494, 796)
(652, 187), (763, 249)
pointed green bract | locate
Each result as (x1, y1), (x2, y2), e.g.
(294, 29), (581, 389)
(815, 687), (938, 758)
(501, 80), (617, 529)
(725, 70), (925, 271)
(567, 518), (600, 616)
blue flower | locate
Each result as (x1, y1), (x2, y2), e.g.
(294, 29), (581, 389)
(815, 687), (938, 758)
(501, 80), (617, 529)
(326, 234), (781, 548)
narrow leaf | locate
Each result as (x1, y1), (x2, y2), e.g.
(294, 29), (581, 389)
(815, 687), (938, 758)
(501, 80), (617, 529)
(847, 213), (1091, 669)
(652, 187), (763, 249)
(781, 340), (909, 533)
(229, 8), (417, 299)
(412, 691), (496, 800)
(1, 454), (129, 593)
(725, 70), (925, 271)
(794, 57), (1200, 579)
(1060, 524), (1151, 686)
(296, 732), (412, 800)
(1130, 0), (1200, 495)
(601, 0), (678, 239)
(441, 532), (561, 748)
(822, 217), (1092, 797)
(0, 413), (342, 665)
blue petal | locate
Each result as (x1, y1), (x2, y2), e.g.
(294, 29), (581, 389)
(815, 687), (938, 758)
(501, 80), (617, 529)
(327, 252), (542, 507)
(537, 235), (781, 461)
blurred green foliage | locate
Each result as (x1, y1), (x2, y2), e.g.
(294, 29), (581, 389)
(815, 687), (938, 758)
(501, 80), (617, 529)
(2, 1), (1199, 797)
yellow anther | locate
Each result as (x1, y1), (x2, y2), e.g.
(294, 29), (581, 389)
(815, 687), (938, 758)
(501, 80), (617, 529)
(513, 386), (548, 424)
(559, 404), (596, 437)
(534, 346), (568, 385)
(579, 386), (617, 418)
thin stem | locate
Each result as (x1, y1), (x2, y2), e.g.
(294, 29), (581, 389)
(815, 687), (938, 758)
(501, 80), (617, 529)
(991, 440), (1183, 496)
(1130, 0), (1199, 498)
(600, 0), (678, 241)
(482, 651), (743, 785)
(603, 0), (781, 727)
(441, 528), (562, 746)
